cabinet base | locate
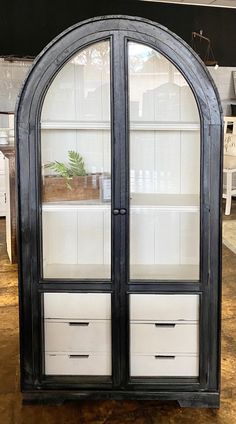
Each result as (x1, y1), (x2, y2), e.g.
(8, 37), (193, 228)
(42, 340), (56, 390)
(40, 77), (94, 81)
(22, 390), (220, 408)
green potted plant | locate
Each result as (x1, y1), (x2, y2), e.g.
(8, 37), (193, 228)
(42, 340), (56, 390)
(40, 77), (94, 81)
(42, 150), (100, 202)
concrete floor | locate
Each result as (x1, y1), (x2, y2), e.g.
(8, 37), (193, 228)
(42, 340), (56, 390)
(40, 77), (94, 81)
(0, 204), (236, 424)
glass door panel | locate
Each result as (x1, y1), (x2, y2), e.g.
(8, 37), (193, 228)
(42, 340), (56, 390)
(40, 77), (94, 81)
(40, 41), (111, 279)
(128, 42), (200, 281)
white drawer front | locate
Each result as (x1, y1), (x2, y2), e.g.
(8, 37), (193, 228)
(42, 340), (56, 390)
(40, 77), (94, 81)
(130, 323), (198, 354)
(44, 293), (111, 319)
(45, 320), (111, 353)
(45, 352), (111, 376)
(131, 354), (199, 377)
(130, 294), (199, 321)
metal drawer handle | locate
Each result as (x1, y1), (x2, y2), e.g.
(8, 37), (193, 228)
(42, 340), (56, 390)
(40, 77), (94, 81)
(69, 322), (89, 326)
(155, 355), (175, 360)
(69, 354), (89, 359)
(155, 323), (176, 328)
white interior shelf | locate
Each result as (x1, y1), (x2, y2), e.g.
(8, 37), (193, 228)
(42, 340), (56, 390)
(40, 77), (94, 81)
(42, 194), (199, 211)
(43, 263), (199, 281)
(41, 120), (200, 131)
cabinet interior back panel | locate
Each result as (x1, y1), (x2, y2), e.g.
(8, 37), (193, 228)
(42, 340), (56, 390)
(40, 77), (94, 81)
(41, 129), (111, 175)
(130, 208), (199, 267)
(130, 130), (200, 195)
(129, 58), (199, 123)
(42, 209), (111, 278)
(41, 41), (110, 122)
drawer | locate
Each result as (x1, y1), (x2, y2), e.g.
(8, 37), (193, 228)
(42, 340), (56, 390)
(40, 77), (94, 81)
(130, 294), (199, 321)
(45, 352), (111, 376)
(44, 293), (111, 319)
(131, 354), (199, 377)
(45, 320), (111, 353)
(130, 323), (198, 354)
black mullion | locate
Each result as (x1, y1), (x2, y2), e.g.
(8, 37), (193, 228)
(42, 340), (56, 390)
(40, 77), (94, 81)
(39, 282), (112, 292)
(119, 34), (130, 389)
(111, 32), (123, 388)
(111, 32), (129, 389)
(128, 282), (201, 292)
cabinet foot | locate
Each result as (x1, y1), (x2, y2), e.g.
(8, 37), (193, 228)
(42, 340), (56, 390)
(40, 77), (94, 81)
(178, 395), (220, 409)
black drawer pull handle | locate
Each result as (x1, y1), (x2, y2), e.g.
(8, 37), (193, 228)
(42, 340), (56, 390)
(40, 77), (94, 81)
(69, 354), (89, 359)
(120, 208), (127, 215)
(155, 355), (175, 360)
(113, 209), (120, 215)
(155, 323), (176, 328)
(69, 322), (89, 326)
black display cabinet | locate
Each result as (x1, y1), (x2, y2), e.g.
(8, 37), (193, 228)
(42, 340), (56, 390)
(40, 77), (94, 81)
(16, 15), (223, 407)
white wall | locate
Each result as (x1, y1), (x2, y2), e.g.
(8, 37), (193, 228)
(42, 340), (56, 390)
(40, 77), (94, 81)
(208, 66), (236, 115)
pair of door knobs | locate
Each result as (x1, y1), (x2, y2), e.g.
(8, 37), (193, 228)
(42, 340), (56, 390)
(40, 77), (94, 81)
(113, 208), (127, 215)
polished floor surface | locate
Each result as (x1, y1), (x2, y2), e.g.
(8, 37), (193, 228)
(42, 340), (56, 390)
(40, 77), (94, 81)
(0, 203), (236, 423)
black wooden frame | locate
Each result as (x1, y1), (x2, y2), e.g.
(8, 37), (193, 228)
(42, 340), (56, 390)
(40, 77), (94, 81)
(16, 15), (223, 407)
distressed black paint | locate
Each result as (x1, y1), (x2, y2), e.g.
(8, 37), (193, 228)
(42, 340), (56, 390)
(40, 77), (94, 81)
(16, 16), (222, 408)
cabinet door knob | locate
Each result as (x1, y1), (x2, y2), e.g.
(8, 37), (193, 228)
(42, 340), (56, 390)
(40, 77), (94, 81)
(120, 208), (127, 215)
(113, 209), (120, 215)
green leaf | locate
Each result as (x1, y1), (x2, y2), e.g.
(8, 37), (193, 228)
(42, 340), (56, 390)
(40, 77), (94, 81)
(68, 150), (86, 177)
(44, 150), (87, 190)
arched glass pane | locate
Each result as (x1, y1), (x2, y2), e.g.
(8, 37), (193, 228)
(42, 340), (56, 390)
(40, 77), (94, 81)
(40, 41), (111, 280)
(128, 42), (200, 282)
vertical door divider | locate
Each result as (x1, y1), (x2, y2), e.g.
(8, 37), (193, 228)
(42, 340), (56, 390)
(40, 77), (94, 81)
(111, 32), (129, 389)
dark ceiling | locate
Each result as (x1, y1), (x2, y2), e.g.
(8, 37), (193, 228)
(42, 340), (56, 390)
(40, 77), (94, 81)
(0, 0), (235, 66)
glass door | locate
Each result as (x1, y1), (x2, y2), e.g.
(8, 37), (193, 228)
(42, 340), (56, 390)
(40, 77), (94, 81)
(128, 42), (201, 379)
(40, 40), (113, 378)
(40, 41), (112, 281)
(128, 42), (200, 282)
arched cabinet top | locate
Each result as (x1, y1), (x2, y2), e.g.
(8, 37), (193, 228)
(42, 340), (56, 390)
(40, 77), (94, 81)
(16, 15), (222, 129)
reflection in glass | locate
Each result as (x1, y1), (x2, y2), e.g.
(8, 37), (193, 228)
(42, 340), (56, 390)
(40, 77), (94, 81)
(128, 42), (200, 281)
(41, 41), (111, 279)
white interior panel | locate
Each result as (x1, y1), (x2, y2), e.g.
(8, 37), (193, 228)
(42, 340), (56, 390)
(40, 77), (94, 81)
(180, 86), (199, 122)
(180, 132), (200, 194)
(155, 210), (180, 264)
(130, 294), (199, 321)
(41, 130), (77, 168)
(153, 82), (181, 122)
(77, 210), (104, 264)
(44, 293), (111, 319)
(76, 130), (110, 174)
(180, 212), (200, 264)
(130, 210), (155, 265)
(43, 208), (111, 275)
(41, 41), (110, 123)
(130, 131), (155, 193)
(41, 129), (110, 175)
(41, 62), (76, 121)
(43, 210), (78, 266)
(103, 210), (111, 264)
(155, 132), (181, 193)
(130, 208), (199, 270)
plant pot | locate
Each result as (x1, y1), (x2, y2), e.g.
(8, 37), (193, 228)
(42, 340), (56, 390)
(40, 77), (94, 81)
(42, 174), (100, 202)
